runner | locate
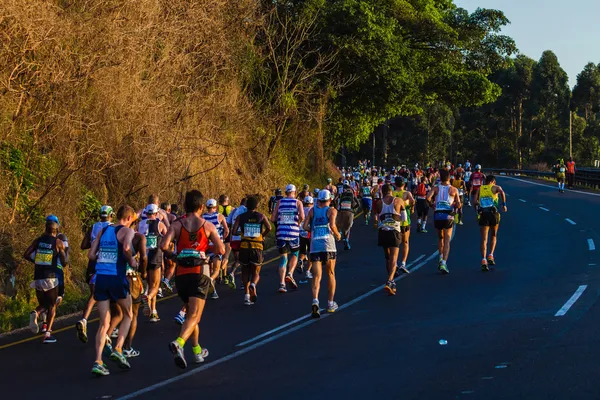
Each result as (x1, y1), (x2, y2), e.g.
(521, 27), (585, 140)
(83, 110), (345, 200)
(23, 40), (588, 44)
(474, 175), (507, 271)
(268, 189), (283, 215)
(218, 194), (234, 285)
(298, 196), (314, 283)
(77, 205), (114, 344)
(231, 196), (271, 305)
(451, 174), (467, 225)
(464, 167), (472, 206)
(23, 215), (67, 343)
(325, 178), (337, 198)
(228, 198), (247, 289)
(55, 232), (69, 308)
(469, 165), (485, 206)
(427, 169), (460, 274)
(139, 194), (170, 228)
(553, 159), (567, 193)
(88, 205), (138, 376)
(566, 157), (576, 189)
(271, 185), (304, 293)
(138, 204), (167, 322)
(336, 181), (359, 250)
(360, 178), (373, 225)
(303, 190), (341, 318)
(415, 177), (429, 233)
(203, 198), (230, 299)
(393, 178), (414, 273)
(372, 177), (384, 228)
(298, 184), (310, 201)
(123, 231), (147, 358)
(161, 190), (224, 369)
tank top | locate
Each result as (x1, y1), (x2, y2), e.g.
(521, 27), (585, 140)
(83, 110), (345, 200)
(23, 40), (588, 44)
(338, 191), (355, 212)
(91, 221), (113, 242)
(276, 198), (300, 240)
(218, 205), (232, 218)
(471, 172), (483, 187)
(416, 183), (427, 199)
(378, 197), (403, 232)
(141, 219), (163, 265)
(310, 206), (336, 253)
(361, 186), (372, 198)
(300, 206), (312, 239)
(95, 225), (126, 277)
(435, 185), (455, 213)
(479, 184), (499, 210)
(176, 221), (209, 276)
(202, 212), (223, 240)
(34, 235), (58, 280)
(239, 211), (265, 250)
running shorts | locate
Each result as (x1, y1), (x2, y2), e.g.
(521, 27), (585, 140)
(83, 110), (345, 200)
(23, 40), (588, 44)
(147, 263), (162, 271)
(126, 274), (143, 304)
(416, 199), (429, 216)
(175, 273), (211, 303)
(309, 252), (337, 262)
(239, 248), (263, 266)
(336, 211), (354, 236)
(299, 236), (311, 256)
(230, 240), (241, 251)
(277, 238), (300, 254)
(361, 198), (372, 211)
(433, 211), (454, 230)
(377, 229), (401, 248)
(94, 275), (130, 302)
(35, 286), (59, 309)
(478, 210), (500, 227)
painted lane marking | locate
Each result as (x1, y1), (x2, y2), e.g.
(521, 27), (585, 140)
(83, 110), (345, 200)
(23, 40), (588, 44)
(539, 207), (550, 212)
(519, 199), (527, 203)
(118, 253), (438, 399)
(588, 239), (595, 251)
(565, 218), (576, 225)
(498, 176), (600, 198)
(555, 285), (587, 317)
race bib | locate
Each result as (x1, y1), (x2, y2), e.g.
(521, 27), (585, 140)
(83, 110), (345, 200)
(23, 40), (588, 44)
(480, 197), (495, 209)
(362, 187), (371, 196)
(97, 248), (118, 264)
(560, 167), (566, 173)
(341, 201), (352, 210)
(243, 223), (261, 238)
(472, 179), (481, 186)
(280, 211), (296, 225)
(313, 224), (330, 240)
(34, 250), (53, 266)
(146, 235), (158, 249)
(177, 249), (206, 260)
(436, 201), (453, 211)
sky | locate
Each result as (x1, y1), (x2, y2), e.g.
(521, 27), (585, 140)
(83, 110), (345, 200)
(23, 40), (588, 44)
(454, 0), (600, 87)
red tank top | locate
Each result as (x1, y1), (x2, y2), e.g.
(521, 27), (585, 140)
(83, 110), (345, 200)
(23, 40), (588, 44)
(567, 161), (575, 174)
(176, 221), (209, 276)
(416, 183), (427, 197)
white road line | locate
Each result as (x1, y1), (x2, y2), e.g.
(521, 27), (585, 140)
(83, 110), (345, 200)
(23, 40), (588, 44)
(588, 239), (595, 251)
(498, 176), (600, 198)
(555, 285), (588, 317)
(565, 218), (577, 225)
(539, 207), (550, 212)
(519, 199), (527, 203)
(118, 253), (438, 400)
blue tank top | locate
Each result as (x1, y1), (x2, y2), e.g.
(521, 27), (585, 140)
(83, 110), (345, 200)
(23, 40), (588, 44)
(95, 226), (126, 277)
(276, 198), (300, 240)
(310, 206), (336, 253)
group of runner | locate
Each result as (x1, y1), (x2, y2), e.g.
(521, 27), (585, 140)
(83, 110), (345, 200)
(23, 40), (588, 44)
(23, 160), (507, 376)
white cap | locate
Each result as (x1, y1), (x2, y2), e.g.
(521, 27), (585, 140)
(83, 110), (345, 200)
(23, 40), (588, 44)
(145, 204), (159, 214)
(304, 195), (314, 204)
(343, 180), (349, 185)
(286, 184), (296, 193)
(318, 189), (332, 201)
(206, 198), (217, 208)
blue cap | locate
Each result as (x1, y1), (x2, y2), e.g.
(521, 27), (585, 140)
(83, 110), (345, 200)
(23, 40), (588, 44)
(46, 214), (59, 225)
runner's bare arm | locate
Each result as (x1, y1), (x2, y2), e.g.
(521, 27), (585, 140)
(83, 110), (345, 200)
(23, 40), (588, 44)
(262, 214), (272, 236)
(302, 208), (313, 231)
(138, 234), (148, 278)
(495, 185), (507, 212)
(452, 187), (462, 209)
(271, 201), (280, 223)
(161, 222), (178, 257)
(328, 208), (342, 241)
(220, 215), (230, 239)
(88, 231), (102, 261)
(206, 222), (225, 255)
(56, 239), (68, 267)
(80, 228), (92, 250)
(297, 201), (305, 224)
(427, 187), (438, 206)
(122, 228), (138, 268)
(23, 239), (38, 264)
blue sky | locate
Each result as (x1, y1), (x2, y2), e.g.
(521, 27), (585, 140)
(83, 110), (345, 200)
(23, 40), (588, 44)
(455, 0), (600, 87)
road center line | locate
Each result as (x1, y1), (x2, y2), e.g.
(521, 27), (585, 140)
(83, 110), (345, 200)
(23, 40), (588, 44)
(565, 218), (576, 225)
(588, 239), (595, 251)
(519, 199), (526, 203)
(539, 207), (550, 212)
(118, 253), (437, 399)
(555, 285), (588, 317)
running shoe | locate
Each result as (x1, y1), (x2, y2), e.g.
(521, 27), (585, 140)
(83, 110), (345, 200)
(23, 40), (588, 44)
(42, 333), (56, 344)
(150, 312), (160, 323)
(278, 284), (287, 293)
(227, 273), (236, 289)
(102, 341), (114, 359)
(56, 296), (63, 305)
(305, 270), (313, 279)
(194, 348), (209, 364)
(343, 239), (350, 250)
(249, 283), (257, 303)
(384, 281), (396, 296)
(162, 277), (174, 292)
(123, 348), (140, 358)
(296, 260), (304, 275)
(110, 328), (119, 339)
(141, 294), (151, 317)
(91, 362), (110, 377)
(211, 290), (219, 300)
(41, 322), (48, 334)
(487, 255), (495, 266)
(244, 295), (253, 306)
(458, 220), (464, 225)
(327, 301), (339, 313)
(157, 288), (164, 298)
(439, 263), (450, 274)
(481, 261), (490, 272)
(174, 313), (185, 325)
(29, 311), (38, 334)
(311, 300), (320, 318)
(285, 274), (298, 290)
(421, 228), (428, 233)
(169, 341), (187, 369)
(110, 349), (131, 369)
(399, 265), (410, 274)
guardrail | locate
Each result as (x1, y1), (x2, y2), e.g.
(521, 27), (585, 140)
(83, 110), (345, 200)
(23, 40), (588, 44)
(485, 168), (600, 189)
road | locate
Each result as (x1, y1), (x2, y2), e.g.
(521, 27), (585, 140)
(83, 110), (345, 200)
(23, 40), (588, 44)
(1, 176), (600, 399)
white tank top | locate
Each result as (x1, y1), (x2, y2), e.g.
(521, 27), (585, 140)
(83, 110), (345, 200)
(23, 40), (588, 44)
(435, 185), (455, 212)
(378, 197), (404, 232)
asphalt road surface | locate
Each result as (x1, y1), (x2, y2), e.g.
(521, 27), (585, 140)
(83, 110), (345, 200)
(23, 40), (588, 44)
(2, 176), (600, 400)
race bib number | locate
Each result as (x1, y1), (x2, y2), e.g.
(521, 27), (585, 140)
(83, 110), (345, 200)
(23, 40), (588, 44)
(34, 250), (53, 266)
(472, 179), (481, 186)
(341, 201), (352, 210)
(313, 224), (330, 240)
(560, 167), (566, 173)
(146, 235), (158, 249)
(436, 201), (453, 211)
(480, 197), (495, 209)
(243, 223), (261, 238)
(97, 249), (118, 264)
(177, 249), (206, 260)
(280, 211), (296, 225)
(362, 187), (371, 196)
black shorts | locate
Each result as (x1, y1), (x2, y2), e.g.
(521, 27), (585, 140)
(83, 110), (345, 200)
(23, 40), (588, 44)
(400, 226), (410, 233)
(433, 211), (454, 230)
(239, 248), (263, 266)
(309, 252), (337, 262)
(478, 211), (500, 227)
(416, 199), (429, 216)
(175, 273), (211, 303)
(377, 229), (402, 248)
(36, 286), (59, 309)
(299, 237), (311, 255)
(277, 238), (300, 254)
(94, 275), (130, 302)
(224, 232), (231, 244)
(147, 263), (162, 271)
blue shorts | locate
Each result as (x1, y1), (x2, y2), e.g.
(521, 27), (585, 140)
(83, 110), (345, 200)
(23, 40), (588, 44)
(277, 238), (300, 254)
(361, 198), (372, 211)
(94, 274), (130, 302)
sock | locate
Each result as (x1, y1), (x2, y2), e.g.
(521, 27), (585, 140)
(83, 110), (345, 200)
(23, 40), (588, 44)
(489, 253), (493, 257)
(192, 345), (202, 355)
(422, 222), (426, 229)
(176, 337), (185, 348)
(417, 219), (422, 225)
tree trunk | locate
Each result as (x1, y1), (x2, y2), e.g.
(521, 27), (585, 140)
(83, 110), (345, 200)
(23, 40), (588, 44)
(517, 100), (523, 169)
(382, 122), (388, 165)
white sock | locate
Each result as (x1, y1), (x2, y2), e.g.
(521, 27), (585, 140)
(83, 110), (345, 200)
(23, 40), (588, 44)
(401, 261), (406, 267)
